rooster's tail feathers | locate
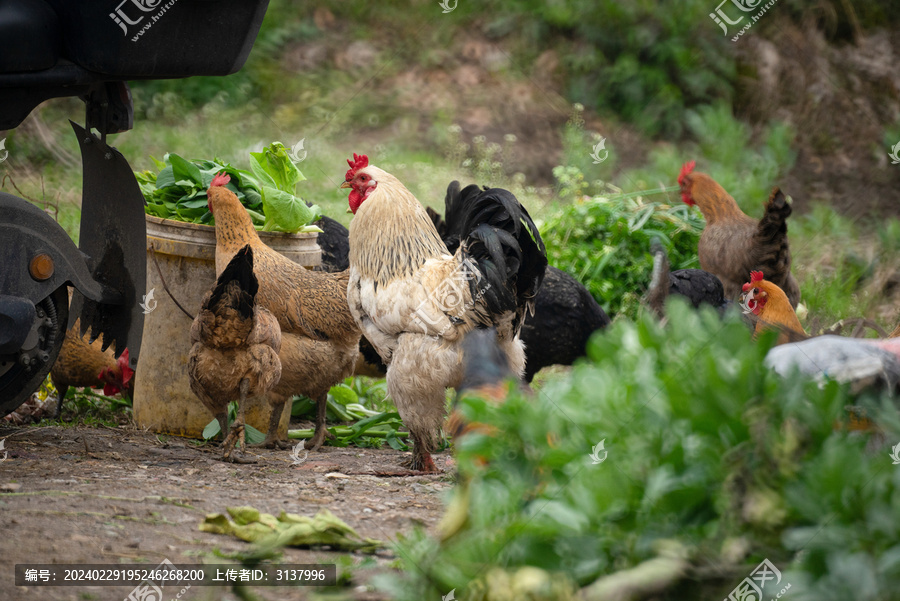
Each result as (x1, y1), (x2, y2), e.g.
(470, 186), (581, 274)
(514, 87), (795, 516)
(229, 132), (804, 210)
(752, 187), (794, 289)
(756, 187), (792, 243)
(209, 245), (258, 318)
(458, 186), (547, 331)
(440, 180), (466, 253)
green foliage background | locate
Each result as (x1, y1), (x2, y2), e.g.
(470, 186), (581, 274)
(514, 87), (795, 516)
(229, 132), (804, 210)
(386, 303), (900, 600)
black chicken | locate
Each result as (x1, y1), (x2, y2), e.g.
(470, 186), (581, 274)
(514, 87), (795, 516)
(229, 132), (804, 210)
(647, 240), (730, 316)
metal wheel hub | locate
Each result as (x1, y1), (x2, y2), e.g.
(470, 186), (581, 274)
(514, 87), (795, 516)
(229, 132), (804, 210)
(0, 288), (67, 415)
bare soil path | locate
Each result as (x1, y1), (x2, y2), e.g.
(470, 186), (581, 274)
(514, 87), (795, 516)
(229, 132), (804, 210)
(0, 425), (454, 600)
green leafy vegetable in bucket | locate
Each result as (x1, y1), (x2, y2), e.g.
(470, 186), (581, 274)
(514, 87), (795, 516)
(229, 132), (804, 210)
(249, 142), (321, 232)
(139, 142), (322, 233)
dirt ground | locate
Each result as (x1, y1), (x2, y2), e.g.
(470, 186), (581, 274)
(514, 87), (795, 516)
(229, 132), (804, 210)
(0, 425), (455, 601)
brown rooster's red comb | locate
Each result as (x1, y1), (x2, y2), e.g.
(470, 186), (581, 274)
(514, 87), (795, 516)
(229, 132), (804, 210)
(210, 172), (231, 188)
(743, 271), (765, 292)
(677, 160), (696, 186)
(119, 348), (134, 384)
(345, 153), (369, 181)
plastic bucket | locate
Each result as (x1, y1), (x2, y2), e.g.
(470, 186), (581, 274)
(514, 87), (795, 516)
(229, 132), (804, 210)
(133, 215), (321, 438)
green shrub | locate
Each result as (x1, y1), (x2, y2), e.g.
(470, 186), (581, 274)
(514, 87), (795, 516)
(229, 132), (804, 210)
(385, 302), (900, 600)
(539, 166), (703, 318)
(487, 0), (736, 138)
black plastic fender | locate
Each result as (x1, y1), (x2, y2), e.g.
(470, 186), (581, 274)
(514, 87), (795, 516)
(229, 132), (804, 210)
(68, 121), (146, 368)
(0, 191), (109, 305)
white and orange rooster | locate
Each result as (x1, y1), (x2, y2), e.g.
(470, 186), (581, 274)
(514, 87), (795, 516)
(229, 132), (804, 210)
(341, 154), (547, 472)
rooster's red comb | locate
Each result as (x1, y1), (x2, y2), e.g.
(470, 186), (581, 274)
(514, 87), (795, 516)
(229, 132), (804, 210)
(677, 160), (696, 186)
(742, 271), (765, 292)
(210, 172), (230, 188)
(345, 153), (369, 181)
(118, 348), (134, 384)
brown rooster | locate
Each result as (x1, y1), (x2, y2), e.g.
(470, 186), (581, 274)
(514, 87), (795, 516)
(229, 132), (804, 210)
(189, 245), (282, 462)
(678, 161), (800, 308)
(740, 271), (806, 345)
(50, 316), (134, 417)
(206, 173), (360, 450)
(342, 155), (547, 472)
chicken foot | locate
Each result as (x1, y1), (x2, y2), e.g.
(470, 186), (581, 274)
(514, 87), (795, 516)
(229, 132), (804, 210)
(254, 396), (293, 450)
(221, 380), (258, 464)
(403, 431), (438, 473)
(308, 392), (335, 452)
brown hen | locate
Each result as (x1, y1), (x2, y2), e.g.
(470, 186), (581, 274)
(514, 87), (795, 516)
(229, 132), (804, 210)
(206, 174), (360, 451)
(189, 245), (282, 462)
(50, 291), (134, 416)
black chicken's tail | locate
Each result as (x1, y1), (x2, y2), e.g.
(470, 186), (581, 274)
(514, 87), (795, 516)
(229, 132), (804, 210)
(647, 240), (729, 315)
(444, 182), (547, 335)
(647, 240), (670, 318)
(208, 245), (258, 318)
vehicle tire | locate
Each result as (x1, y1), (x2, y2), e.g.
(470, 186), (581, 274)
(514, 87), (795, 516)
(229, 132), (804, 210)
(0, 286), (68, 415)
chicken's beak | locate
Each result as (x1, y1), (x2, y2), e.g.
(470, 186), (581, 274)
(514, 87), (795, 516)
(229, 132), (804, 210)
(340, 181), (352, 189)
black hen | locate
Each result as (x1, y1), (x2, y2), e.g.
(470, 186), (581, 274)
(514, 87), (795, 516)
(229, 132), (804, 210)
(648, 240), (729, 316)
(311, 214), (350, 273)
(519, 266), (610, 381)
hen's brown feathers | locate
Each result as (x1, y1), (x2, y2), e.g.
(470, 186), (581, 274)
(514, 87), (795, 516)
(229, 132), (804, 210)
(204, 185), (360, 450)
(188, 247), (283, 422)
(207, 186), (360, 347)
(749, 188), (800, 304)
(745, 278), (806, 346)
(50, 317), (119, 392)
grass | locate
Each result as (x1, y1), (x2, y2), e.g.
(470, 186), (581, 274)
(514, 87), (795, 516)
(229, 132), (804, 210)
(23, 380), (131, 428)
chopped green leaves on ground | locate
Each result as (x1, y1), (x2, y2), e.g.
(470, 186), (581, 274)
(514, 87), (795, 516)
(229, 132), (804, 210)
(200, 506), (382, 552)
